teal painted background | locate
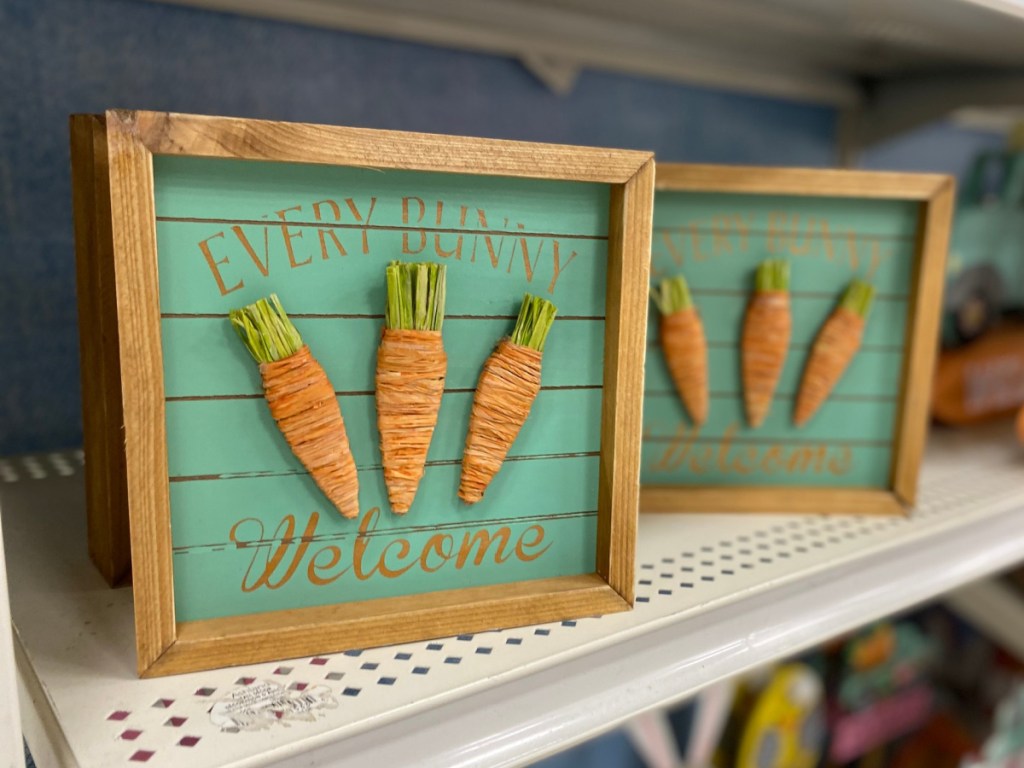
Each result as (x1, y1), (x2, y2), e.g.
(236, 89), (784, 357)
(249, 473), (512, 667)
(153, 156), (608, 622)
(642, 191), (919, 489)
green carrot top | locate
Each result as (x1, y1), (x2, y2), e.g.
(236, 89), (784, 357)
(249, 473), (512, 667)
(511, 293), (558, 352)
(650, 274), (693, 315)
(755, 259), (790, 293)
(840, 279), (875, 318)
(385, 261), (446, 332)
(229, 294), (303, 364)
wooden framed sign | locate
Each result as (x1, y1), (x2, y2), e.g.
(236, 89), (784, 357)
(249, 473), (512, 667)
(642, 165), (954, 515)
(70, 110), (653, 677)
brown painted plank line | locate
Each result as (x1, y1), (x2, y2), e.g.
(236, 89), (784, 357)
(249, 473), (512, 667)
(644, 390), (899, 403)
(160, 313), (607, 321)
(168, 450), (601, 482)
(165, 383), (602, 402)
(652, 225), (916, 242)
(646, 340), (906, 354)
(680, 288), (909, 302)
(642, 435), (893, 447)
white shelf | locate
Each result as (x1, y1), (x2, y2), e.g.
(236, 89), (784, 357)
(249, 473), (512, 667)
(4, 427), (1024, 768)
(144, 0), (1024, 143)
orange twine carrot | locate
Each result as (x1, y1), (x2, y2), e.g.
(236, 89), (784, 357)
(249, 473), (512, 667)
(459, 340), (542, 504)
(742, 260), (791, 429)
(661, 309), (709, 426)
(260, 345), (360, 518)
(376, 328), (447, 514)
(794, 280), (873, 427)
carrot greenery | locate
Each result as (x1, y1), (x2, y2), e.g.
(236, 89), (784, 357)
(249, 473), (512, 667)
(794, 279), (874, 427)
(742, 259), (792, 428)
(840, 279), (875, 318)
(756, 258), (790, 292)
(385, 261), (446, 332)
(650, 274), (693, 315)
(653, 275), (708, 426)
(510, 293), (558, 351)
(459, 294), (557, 504)
(229, 294), (359, 519)
(376, 262), (448, 514)
(230, 294), (303, 364)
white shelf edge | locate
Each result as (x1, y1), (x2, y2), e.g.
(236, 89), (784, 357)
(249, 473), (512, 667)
(267, 494), (1024, 768)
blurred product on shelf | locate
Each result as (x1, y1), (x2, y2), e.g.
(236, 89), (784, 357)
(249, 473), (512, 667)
(961, 683), (1024, 768)
(715, 663), (827, 768)
(826, 622), (937, 764)
(944, 129), (1024, 346)
(932, 323), (1024, 426)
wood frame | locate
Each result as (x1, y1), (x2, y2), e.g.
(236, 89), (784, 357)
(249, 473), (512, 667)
(642, 164), (954, 516)
(70, 110), (653, 677)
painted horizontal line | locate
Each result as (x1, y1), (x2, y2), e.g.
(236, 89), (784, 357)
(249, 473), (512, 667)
(168, 450), (601, 482)
(165, 384), (602, 402)
(156, 215), (609, 241)
(645, 390), (899, 403)
(684, 288), (908, 302)
(172, 509), (600, 553)
(646, 340), (905, 354)
(160, 313), (605, 321)
(642, 435), (892, 448)
(653, 225), (915, 242)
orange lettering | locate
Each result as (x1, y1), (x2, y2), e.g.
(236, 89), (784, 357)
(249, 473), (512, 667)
(456, 528), (512, 568)
(514, 525), (551, 561)
(353, 508), (383, 580)
(547, 240), (577, 294)
(231, 513), (318, 592)
(828, 446), (853, 475)
(420, 533), (454, 573)
(232, 225), (271, 276)
(312, 199), (348, 260)
(308, 544), (347, 586)
(378, 538), (415, 578)
(276, 205), (311, 268)
(198, 231), (243, 295)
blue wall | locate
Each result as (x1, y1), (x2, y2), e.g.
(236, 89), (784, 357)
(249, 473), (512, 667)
(0, 0), (841, 454)
(860, 122), (1006, 178)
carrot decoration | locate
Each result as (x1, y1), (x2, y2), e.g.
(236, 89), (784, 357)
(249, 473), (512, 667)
(651, 274), (708, 425)
(742, 259), (791, 428)
(794, 280), (874, 427)
(229, 294), (359, 519)
(376, 261), (447, 515)
(459, 294), (557, 504)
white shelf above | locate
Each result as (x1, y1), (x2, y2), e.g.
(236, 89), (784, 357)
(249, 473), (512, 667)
(4, 426), (1024, 768)
(143, 0), (1024, 143)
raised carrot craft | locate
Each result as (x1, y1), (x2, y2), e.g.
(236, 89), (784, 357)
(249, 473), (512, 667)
(651, 274), (708, 426)
(229, 294), (359, 519)
(459, 294), (557, 504)
(376, 261), (447, 515)
(794, 279), (874, 427)
(742, 259), (791, 429)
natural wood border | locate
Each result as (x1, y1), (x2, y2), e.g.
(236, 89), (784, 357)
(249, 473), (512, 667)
(641, 487), (908, 516)
(75, 110), (651, 677)
(890, 179), (954, 505)
(150, 574), (625, 677)
(69, 115), (131, 586)
(131, 110), (650, 183)
(643, 164), (954, 516)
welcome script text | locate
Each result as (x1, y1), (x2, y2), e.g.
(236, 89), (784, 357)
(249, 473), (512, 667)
(229, 508), (552, 592)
